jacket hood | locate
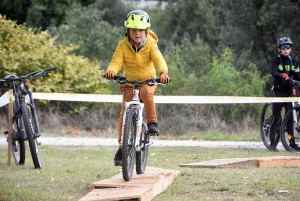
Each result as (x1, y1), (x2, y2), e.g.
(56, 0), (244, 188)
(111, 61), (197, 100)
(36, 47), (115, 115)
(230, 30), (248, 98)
(147, 30), (158, 43)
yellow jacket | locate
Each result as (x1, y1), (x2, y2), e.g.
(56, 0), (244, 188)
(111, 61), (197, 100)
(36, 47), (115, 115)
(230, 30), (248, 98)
(107, 30), (168, 81)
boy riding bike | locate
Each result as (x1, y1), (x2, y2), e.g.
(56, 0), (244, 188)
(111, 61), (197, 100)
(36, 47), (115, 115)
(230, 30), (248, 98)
(105, 10), (170, 165)
(269, 37), (300, 152)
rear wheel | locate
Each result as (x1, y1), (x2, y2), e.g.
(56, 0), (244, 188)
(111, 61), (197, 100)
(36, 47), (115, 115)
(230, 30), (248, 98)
(136, 109), (149, 174)
(260, 103), (280, 150)
(12, 116), (25, 165)
(280, 106), (300, 152)
(22, 103), (42, 169)
(122, 108), (137, 181)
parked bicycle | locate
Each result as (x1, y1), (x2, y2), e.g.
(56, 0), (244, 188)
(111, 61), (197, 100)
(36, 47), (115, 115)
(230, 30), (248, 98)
(280, 79), (300, 152)
(107, 76), (166, 181)
(2, 67), (57, 168)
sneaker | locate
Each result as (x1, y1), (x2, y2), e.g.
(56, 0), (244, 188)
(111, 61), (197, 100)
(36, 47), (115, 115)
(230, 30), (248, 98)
(147, 122), (159, 136)
(113, 148), (122, 166)
(290, 141), (300, 151)
(269, 145), (279, 152)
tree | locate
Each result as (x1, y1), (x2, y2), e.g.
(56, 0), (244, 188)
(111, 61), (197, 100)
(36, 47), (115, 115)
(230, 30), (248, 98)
(156, 0), (222, 52)
(0, 0), (96, 30)
(218, 0), (300, 78)
(49, 0), (133, 68)
(201, 47), (267, 122)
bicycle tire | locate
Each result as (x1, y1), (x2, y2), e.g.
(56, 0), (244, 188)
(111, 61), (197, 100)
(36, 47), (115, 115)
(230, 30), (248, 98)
(260, 103), (280, 150)
(22, 103), (42, 169)
(280, 106), (300, 152)
(122, 108), (137, 181)
(136, 109), (149, 175)
(12, 116), (25, 165)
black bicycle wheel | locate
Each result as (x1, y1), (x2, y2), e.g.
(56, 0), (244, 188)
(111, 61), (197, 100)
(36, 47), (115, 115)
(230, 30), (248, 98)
(136, 109), (149, 175)
(12, 117), (25, 165)
(22, 103), (42, 169)
(122, 108), (137, 181)
(280, 106), (300, 152)
(260, 103), (280, 150)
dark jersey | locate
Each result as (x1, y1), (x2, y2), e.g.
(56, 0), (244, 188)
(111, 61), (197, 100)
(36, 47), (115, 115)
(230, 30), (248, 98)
(271, 54), (300, 92)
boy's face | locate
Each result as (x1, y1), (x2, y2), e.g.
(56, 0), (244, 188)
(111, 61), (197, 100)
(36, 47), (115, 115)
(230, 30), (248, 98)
(278, 44), (292, 57)
(129, 29), (146, 45)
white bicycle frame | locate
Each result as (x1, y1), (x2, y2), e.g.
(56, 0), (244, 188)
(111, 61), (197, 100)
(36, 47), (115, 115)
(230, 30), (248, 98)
(120, 89), (144, 151)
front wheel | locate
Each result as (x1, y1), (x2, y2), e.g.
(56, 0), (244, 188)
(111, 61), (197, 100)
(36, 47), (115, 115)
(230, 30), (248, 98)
(12, 116), (25, 165)
(260, 103), (280, 150)
(136, 109), (149, 174)
(280, 106), (300, 152)
(22, 103), (42, 169)
(122, 108), (137, 181)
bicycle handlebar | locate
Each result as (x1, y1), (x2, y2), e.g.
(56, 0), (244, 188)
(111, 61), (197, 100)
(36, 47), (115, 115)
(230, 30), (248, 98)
(0, 67), (57, 83)
(288, 78), (300, 87)
(104, 75), (168, 86)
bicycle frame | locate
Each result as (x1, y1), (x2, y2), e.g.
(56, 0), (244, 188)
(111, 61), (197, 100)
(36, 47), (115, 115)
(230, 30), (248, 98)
(11, 79), (40, 139)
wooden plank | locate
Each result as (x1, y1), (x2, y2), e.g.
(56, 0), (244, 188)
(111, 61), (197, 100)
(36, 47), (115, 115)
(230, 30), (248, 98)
(80, 166), (180, 201)
(179, 156), (300, 169)
(258, 156), (300, 168)
(179, 158), (254, 168)
(79, 187), (151, 201)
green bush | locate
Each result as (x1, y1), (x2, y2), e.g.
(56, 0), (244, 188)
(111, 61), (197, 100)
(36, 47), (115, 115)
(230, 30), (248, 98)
(0, 14), (108, 94)
(202, 47), (268, 122)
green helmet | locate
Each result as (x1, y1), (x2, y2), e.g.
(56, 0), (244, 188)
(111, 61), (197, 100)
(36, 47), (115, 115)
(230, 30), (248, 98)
(124, 10), (151, 30)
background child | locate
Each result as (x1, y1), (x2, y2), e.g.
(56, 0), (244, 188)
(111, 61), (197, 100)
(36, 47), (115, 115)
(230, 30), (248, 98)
(269, 37), (300, 152)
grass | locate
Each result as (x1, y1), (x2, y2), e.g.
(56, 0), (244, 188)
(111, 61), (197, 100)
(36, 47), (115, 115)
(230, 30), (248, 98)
(0, 143), (300, 201)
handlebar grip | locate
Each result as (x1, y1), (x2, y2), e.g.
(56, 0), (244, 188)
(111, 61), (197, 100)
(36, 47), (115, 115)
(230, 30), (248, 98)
(45, 67), (57, 72)
(155, 78), (171, 83)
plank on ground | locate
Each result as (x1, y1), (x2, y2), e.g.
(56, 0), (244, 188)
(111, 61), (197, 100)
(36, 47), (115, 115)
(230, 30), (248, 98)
(179, 156), (300, 168)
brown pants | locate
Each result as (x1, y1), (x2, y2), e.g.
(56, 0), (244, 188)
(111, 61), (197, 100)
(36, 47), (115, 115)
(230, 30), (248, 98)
(117, 84), (157, 145)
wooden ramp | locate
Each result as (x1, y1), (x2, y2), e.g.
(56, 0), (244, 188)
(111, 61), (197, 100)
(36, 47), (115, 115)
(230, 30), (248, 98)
(79, 166), (180, 201)
(179, 155), (300, 168)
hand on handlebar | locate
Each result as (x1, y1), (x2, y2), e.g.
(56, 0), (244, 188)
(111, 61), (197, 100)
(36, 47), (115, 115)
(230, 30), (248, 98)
(281, 73), (289, 80)
(106, 71), (115, 80)
(160, 72), (170, 84)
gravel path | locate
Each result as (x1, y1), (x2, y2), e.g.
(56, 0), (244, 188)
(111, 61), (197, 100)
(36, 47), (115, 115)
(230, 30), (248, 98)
(0, 135), (285, 151)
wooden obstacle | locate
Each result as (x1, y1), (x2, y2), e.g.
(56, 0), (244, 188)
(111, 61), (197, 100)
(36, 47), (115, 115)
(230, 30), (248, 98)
(79, 166), (180, 201)
(179, 155), (300, 168)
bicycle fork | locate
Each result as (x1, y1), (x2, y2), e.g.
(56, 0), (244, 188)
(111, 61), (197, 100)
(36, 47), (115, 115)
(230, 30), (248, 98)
(26, 91), (40, 137)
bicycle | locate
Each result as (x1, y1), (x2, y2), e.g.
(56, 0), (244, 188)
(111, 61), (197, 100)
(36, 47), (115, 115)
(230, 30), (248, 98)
(2, 67), (57, 168)
(107, 76), (166, 181)
(280, 78), (300, 152)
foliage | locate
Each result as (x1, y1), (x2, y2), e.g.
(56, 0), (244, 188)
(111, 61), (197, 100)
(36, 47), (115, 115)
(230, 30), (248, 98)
(157, 0), (222, 52)
(0, 0), (31, 25)
(0, 0), (96, 30)
(48, 1), (128, 68)
(156, 33), (213, 96)
(0, 15), (108, 95)
(202, 47), (267, 122)
(217, 0), (300, 77)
